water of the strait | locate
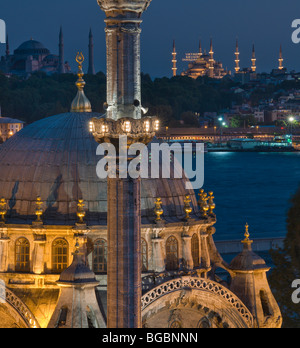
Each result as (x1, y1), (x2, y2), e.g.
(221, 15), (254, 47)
(195, 151), (300, 241)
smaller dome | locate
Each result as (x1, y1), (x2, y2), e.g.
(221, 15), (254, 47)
(58, 252), (98, 285)
(229, 224), (268, 271)
(229, 242), (267, 271)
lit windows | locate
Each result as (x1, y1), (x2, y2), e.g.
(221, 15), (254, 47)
(52, 239), (69, 273)
(15, 238), (30, 272)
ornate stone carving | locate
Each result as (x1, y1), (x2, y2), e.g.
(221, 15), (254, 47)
(0, 286), (39, 328)
(141, 276), (253, 328)
(97, 0), (152, 14)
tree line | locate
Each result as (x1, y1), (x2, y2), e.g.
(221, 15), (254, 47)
(1, 71), (300, 128)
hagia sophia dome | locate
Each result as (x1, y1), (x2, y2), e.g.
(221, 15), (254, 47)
(14, 40), (50, 57)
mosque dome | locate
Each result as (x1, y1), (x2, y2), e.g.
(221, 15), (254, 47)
(229, 240), (267, 271)
(14, 39), (50, 56)
(0, 112), (198, 225)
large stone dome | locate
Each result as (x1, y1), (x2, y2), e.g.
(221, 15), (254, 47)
(0, 112), (198, 225)
(14, 40), (50, 56)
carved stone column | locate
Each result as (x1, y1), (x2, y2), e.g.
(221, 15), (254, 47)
(98, 0), (152, 121)
(182, 235), (194, 270)
(152, 238), (165, 273)
(0, 236), (10, 273)
(200, 231), (211, 270)
(107, 172), (142, 328)
(32, 226), (46, 275)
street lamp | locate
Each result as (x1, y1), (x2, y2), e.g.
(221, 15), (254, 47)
(218, 117), (225, 146)
(288, 116), (295, 136)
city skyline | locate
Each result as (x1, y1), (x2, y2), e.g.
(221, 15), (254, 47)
(0, 0), (300, 77)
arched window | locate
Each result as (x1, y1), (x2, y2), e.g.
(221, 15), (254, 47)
(52, 239), (69, 273)
(260, 290), (272, 317)
(15, 238), (30, 272)
(191, 234), (200, 268)
(93, 239), (107, 273)
(141, 238), (148, 272)
(197, 317), (211, 328)
(166, 236), (179, 271)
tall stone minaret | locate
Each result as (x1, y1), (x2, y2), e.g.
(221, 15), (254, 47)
(172, 40), (177, 77)
(58, 27), (65, 74)
(278, 44), (284, 70)
(91, 0), (158, 329)
(251, 44), (256, 72)
(208, 38), (214, 78)
(235, 39), (240, 73)
(88, 29), (96, 75)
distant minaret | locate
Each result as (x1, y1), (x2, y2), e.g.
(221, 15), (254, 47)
(235, 39), (240, 73)
(172, 40), (177, 77)
(199, 40), (203, 58)
(278, 44), (284, 70)
(5, 34), (9, 57)
(251, 44), (256, 72)
(209, 38), (214, 78)
(88, 29), (96, 75)
(58, 27), (65, 74)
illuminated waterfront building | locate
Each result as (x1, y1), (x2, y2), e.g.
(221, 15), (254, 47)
(0, 0), (281, 329)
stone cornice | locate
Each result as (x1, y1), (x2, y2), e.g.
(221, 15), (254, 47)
(97, 0), (152, 15)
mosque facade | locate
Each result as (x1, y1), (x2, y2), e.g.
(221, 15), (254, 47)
(0, 0), (282, 329)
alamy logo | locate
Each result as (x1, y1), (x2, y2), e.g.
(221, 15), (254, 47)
(96, 136), (205, 190)
(292, 19), (300, 44)
(291, 279), (300, 304)
(0, 19), (6, 44)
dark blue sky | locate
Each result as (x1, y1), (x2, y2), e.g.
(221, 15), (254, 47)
(1, 0), (300, 78)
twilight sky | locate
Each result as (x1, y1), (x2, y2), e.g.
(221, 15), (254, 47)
(1, 0), (300, 78)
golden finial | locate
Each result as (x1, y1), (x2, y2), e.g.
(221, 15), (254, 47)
(0, 198), (7, 222)
(71, 52), (92, 113)
(242, 223), (253, 244)
(208, 191), (216, 215)
(35, 196), (43, 223)
(183, 195), (193, 220)
(77, 199), (86, 224)
(154, 198), (164, 222)
(198, 189), (209, 217)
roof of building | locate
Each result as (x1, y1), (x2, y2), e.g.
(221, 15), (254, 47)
(229, 240), (268, 271)
(0, 112), (197, 225)
(14, 40), (50, 55)
(0, 117), (25, 124)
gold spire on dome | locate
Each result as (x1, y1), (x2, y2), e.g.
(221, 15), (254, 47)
(71, 52), (92, 113)
(242, 223), (253, 244)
